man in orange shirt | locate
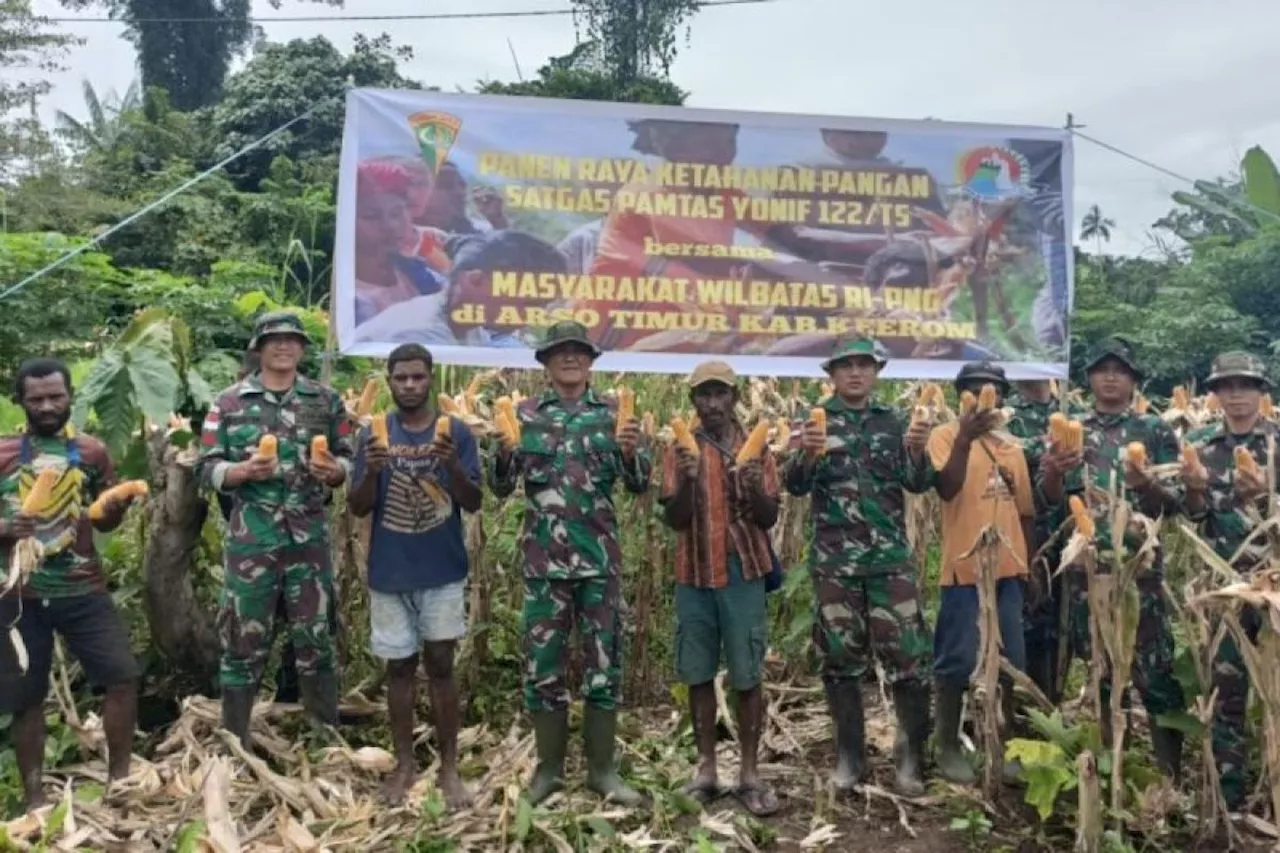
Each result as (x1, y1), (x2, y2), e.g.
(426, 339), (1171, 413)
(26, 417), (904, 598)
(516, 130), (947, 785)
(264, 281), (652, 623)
(926, 362), (1034, 784)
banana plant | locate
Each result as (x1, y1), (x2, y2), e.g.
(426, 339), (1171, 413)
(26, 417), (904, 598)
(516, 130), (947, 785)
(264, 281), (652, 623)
(1171, 145), (1280, 236)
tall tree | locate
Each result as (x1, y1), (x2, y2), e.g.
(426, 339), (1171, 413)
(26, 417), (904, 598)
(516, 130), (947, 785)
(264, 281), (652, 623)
(57, 0), (342, 111)
(1080, 203), (1114, 249)
(54, 78), (142, 154)
(0, 0), (79, 178)
(480, 44), (685, 105)
(570, 0), (701, 84)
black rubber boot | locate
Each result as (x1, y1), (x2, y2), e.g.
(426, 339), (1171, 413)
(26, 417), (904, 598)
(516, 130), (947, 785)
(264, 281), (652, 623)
(527, 708), (569, 805)
(583, 705), (642, 806)
(299, 672), (339, 728)
(274, 644), (301, 704)
(1151, 726), (1183, 785)
(220, 687), (255, 749)
(824, 679), (867, 790)
(891, 680), (928, 796)
(934, 685), (976, 784)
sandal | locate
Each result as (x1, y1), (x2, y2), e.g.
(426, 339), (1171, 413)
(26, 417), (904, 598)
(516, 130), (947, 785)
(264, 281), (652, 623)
(681, 778), (724, 805)
(734, 781), (780, 817)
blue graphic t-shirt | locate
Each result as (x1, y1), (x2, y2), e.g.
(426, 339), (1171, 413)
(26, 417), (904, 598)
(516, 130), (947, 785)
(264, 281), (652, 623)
(353, 412), (481, 593)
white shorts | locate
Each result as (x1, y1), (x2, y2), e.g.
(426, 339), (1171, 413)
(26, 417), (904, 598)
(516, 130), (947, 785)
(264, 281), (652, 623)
(369, 581), (467, 660)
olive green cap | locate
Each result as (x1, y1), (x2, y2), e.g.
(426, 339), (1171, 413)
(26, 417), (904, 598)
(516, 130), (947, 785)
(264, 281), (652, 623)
(820, 334), (887, 373)
(1084, 336), (1143, 381)
(1206, 351), (1271, 390)
(534, 320), (601, 364)
(249, 311), (311, 350)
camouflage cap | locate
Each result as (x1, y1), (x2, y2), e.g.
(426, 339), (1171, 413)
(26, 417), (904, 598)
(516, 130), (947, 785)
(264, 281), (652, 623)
(1207, 351), (1271, 390)
(534, 320), (601, 364)
(687, 360), (737, 389)
(820, 334), (887, 373)
(249, 311), (311, 350)
(955, 360), (1010, 393)
(1083, 335), (1143, 380)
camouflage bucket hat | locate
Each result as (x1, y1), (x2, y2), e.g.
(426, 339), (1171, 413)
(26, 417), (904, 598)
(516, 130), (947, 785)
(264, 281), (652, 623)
(249, 311), (311, 350)
(1084, 335), (1144, 381)
(954, 360), (1010, 394)
(820, 335), (887, 373)
(534, 320), (601, 364)
(1207, 351), (1272, 390)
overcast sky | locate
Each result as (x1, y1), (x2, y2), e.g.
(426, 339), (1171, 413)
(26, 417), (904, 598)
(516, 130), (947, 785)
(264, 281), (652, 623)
(29, 0), (1280, 257)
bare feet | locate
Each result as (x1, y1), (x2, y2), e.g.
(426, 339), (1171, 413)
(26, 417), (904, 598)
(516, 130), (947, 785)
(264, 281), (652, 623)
(681, 761), (721, 804)
(380, 764), (417, 806)
(437, 766), (472, 811)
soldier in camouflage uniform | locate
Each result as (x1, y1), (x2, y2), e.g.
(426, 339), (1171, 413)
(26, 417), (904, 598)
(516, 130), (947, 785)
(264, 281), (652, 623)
(489, 320), (649, 806)
(1038, 336), (1186, 780)
(1182, 351), (1275, 809)
(199, 312), (353, 746)
(784, 336), (935, 795)
(1007, 380), (1080, 704)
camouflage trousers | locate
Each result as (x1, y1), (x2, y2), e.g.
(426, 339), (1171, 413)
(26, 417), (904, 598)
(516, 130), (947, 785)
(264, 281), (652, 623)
(522, 576), (622, 713)
(218, 538), (335, 690)
(812, 567), (932, 685)
(1213, 605), (1262, 807)
(1066, 573), (1184, 719)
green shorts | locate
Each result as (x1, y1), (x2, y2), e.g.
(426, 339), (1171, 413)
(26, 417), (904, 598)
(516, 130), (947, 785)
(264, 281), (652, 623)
(674, 556), (767, 690)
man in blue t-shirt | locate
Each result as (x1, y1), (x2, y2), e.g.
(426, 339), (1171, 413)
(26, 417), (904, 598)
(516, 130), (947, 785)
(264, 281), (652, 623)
(349, 343), (482, 808)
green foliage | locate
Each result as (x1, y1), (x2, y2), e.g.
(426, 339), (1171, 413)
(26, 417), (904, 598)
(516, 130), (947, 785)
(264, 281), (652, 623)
(481, 44), (686, 105)
(0, 0), (80, 173)
(570, 0), (701, 82)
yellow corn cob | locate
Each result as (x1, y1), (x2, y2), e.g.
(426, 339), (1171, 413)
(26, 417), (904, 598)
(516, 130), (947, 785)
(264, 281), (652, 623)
(434, 415), (451, 445)
(1206, 392), (1221, 413)
(977, 384), (997, 411)
(257, 434), (278, 459)
(616, 387), (635, 435)
(1235, 446), (1260, 478)
(736, 421), (771, 465)
(959, 390), (977, 415)
(310, 435), (329, 459)
(439, 395), (461, 416)
(21, 469), (59, 515)
(1133, 394), (1149, 414)
(88, 480), (149, 521)
(371, 414), (389, 445)
(670, 417), (699, 458)
(1263, 394), (1275, 418)
(355, 379), (379, 418)
(1069, 495), (1094, 538)
(1067, 421), (1084, 452)
(495, 396), (520, 441)
(642, 412), (656, 437)
(1173, 386), (1190, 409)
(1048, 412), (1069, 446)
(1182, 443), (1203, 475)
(1126, 442), (1147, 467)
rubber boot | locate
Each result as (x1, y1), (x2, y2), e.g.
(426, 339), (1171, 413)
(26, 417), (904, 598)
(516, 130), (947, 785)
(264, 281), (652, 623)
(934, 685), (976, 784)
(527, 708), (569, 805)
(1000, 682), (1022, 784)
(274, 644), (301, 704)
(220, 687), (255, 749)
(299, 672), (339, 728)
(1151, 726), (1183, 786)
(824, 679), (867, 790)
(583, 705), (642, 806)
(891, 680), (928, 796)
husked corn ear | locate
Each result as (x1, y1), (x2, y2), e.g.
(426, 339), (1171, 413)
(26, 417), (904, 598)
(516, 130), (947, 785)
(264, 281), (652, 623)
(88, 480), (149, 521)
(1048, 412), (1069, 445)
(1066, 421), (1084, 452)
(736, 421), (771, 465)
(959, 390), (977, 414)
(371, 414), (389, 445)
(1126, 442), (1147, 467)
(616, 387), (635, 430)
(1206, 392), (1221, 413)
(1133, 394), (1149, 414)
(1069, 495), (1094, 538)
(1173, 386), (1190, 409)
(811, 407), (826, 432)
(310, 435), (329, 459)
(919, 383), (942, 406)
(1263, 394), (1275, 418)
(438, 395), (461, 416)
(1181, 444), (1201, 469)
(977, 384), (997, 411)
(21, 469), (59, 515)
(434, 416), (451, 444)
(355, 379), (379, 417)
(257, 435), (278, 459)
(495, 397), (520, 443)
(912, 406), (927, 424)
(1235, 445), (1260, 477)
(670, 417), (699, 458)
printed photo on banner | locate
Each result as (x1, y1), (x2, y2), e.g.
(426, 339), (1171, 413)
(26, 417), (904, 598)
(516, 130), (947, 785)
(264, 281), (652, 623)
(333, 90), (1073, 379)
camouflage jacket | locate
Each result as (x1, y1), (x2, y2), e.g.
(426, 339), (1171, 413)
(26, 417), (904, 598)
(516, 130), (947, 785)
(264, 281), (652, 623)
(488, 387), (650, 580)
(1184, 419), (1278, 572)
(1043, 407), (1179, 559)
(199, 373), (353, 554)
(1007, 394), (1081, 533)
(783, 399), (934, 576)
